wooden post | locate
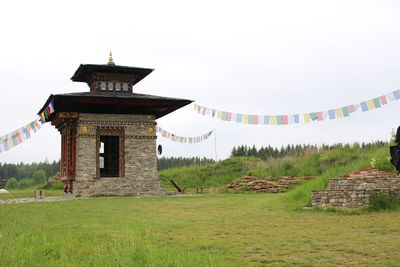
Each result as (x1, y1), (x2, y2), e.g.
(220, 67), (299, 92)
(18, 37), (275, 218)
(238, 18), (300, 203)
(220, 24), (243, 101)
(34, 189), (44, 199)
(170, 180), (186, 194)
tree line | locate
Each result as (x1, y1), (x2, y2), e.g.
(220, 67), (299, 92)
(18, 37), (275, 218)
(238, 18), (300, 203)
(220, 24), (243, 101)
(0, 160), (59, 181)
(157, 157), (215, 171)
(0, 160), (60, 190)
(231, 141), (387, 160)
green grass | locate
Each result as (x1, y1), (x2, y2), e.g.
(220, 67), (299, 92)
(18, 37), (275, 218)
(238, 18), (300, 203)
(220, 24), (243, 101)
(0, 194), (399, 266)
(0, 188), (64, 200)
(159, 143), (394, 206)
(1, 142), (398, 266)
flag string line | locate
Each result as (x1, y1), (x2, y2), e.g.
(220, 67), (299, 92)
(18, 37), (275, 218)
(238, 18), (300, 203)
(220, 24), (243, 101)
(194, 89), (400, 125)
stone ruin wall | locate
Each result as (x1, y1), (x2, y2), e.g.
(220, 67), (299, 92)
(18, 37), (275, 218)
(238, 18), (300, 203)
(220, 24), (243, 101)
(74, 113), (167, 197)
(311, 169), (400, 209)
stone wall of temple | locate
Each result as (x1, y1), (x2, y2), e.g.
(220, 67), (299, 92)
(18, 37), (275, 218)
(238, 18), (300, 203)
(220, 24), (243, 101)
(73, 113), (167, 197)
(311, 169), (400, 208)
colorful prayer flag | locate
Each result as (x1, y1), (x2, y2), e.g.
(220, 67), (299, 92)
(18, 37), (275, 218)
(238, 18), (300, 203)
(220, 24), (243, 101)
(360, 102), (368, 112)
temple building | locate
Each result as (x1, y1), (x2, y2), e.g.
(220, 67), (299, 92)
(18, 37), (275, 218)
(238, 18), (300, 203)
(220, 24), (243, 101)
(38, 54), (192, 197)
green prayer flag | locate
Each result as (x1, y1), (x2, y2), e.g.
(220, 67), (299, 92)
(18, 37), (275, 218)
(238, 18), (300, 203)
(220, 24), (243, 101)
(342, 107), (349, 117)
(373, 98), (381, 108)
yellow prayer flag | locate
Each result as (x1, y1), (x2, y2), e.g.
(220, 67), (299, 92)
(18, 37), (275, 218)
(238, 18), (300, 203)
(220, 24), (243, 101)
(193, 104), (199, 111)
(367, 100), (375, 110)
(243, 114), (249, 124)
(335, 108), (344, 118)
(8, 137), (13, 148)
(217, 111), (223, 119)
(303, 114), (311, 123)
(269, 115), (277, 125)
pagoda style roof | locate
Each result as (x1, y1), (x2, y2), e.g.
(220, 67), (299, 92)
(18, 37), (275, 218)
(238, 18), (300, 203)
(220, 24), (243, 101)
(71, 64), (154, 86)
(38, 91), (193, 120)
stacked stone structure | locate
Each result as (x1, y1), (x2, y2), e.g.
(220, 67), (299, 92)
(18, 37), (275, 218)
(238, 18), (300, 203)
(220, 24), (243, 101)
(311, 168), (400, 208)
(73, 114), (165, 197)
(227, 176), (312, 193)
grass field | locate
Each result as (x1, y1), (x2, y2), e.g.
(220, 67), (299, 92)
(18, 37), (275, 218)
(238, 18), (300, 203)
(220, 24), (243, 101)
(1, 142), (398, 266)
(1, 192), (399, 266)
(0, 188), (64, 200)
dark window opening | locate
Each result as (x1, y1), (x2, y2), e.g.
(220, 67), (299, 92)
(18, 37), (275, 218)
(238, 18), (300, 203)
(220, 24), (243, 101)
(99, 135), (119, 177)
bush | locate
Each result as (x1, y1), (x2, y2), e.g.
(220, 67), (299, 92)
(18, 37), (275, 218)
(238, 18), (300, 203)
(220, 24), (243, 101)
(41, 181), (64, 190)
(17, 178), (34, 189)
(368, 192), (400, 211)
(5, 177), (18, 190)
(32, 170), (47, 185)
(373, 157), (397, 172)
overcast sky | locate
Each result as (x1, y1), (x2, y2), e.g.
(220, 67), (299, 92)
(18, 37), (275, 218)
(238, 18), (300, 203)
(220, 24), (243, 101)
(1, 0), (400, 163)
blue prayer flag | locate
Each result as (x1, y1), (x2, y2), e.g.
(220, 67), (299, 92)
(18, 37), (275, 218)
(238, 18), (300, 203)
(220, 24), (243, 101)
(263, 115), (269, 124)
(360, 102), (368, 112)
(393, 90), (400, 100)
(328, 110), (336, 119)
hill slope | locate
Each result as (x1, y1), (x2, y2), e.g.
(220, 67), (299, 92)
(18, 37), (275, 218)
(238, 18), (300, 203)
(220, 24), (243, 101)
(158, 142), (395, 206)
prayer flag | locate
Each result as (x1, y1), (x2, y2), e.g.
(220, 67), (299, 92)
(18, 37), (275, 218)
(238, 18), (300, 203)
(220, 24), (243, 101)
(380, 95), (388, 105)
(316, 112), (323, 121)
(394, 90), (400, 99)
(269, 116), (277, 125)
(281, 115), (288, 125)
(236, 113), (242, 123)
(12, 135), (18, 146)
(263, 115), (269, 125)
(373, 98), (381, 108)
(367, 100), (375, 110)
(287, 115), (295, 124)
(212, 109), (216, 117)
(328, 110), (335, 119)
(310, 113), (318, 121)
(243, 114), (249, 124)
(276, 116), (282, 125)
(202, 107), (207, 115)
(294, 114), (300, 123)
(253, 115), (259, 124)
(34, 120), (41, 130)
(227, 112), (232, 121)
(335, 108), (344, 118)
(3, 140), (9, 151)
(30, 122), (37, 132)
(49, 101), (55, 113)
(303, 113), (311, 123)
(16, 131), (22, 143)
(348, 105), (355, 113)
(222, 111), (227, 121)
(360, 102), (368, 112)
(248, 115), (254, 124)
(342, 107), (349, 117)
(217, 111), (222, 119)
(387, 92), (396, 102)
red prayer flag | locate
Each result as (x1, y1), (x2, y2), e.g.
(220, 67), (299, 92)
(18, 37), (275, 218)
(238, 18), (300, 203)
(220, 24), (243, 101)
(348, 105), (355, 113)
(281, 115), (288, 124)
(380, 95), (388, 105)
(253, 115), (259, 124)
(16, 132), (23, 143)
(316, 112), (323, 121)
(227, 112), (232, 121)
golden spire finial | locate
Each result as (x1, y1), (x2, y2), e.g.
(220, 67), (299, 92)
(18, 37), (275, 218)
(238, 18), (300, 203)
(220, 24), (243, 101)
(108, 51), (115, 65)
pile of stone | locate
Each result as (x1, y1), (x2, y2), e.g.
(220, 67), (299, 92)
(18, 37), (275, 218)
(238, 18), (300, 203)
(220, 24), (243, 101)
(311, 168), (400, 209)
(226, 176), (302, 193)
